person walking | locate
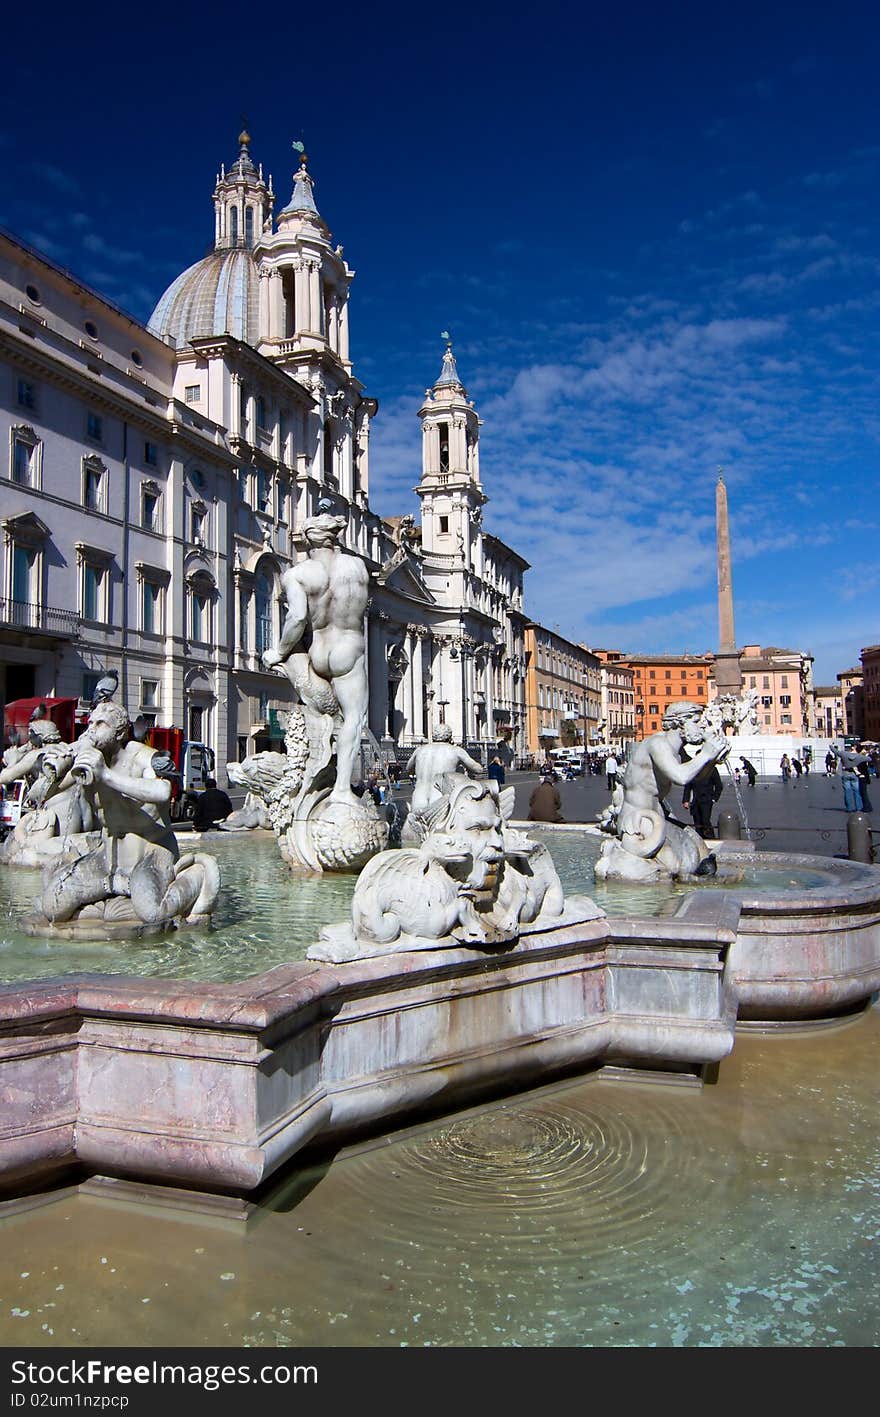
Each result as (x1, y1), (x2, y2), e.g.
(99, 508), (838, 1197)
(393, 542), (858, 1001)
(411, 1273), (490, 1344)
(780, 753), (791, 782)
(802, 746), (812, 775)
(825, 749), (837, 777)
(740, 756), (757, 787)
(682, 765), (724, 840)
(604, 751), (619, 793)
(792, 756), (803, 779)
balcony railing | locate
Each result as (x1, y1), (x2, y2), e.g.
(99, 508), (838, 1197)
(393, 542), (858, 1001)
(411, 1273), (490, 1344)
(0, 598), (81, 638)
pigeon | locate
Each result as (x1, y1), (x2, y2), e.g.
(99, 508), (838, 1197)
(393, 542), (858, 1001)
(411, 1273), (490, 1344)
(90, 669), (119, 708)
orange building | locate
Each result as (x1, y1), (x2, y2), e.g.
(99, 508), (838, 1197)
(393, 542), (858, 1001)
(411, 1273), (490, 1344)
(860, 646), (880, 742)
(619, 653), (713, 740)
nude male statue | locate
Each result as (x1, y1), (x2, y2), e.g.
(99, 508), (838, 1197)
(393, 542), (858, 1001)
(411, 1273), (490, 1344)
(405, 723), (485, 815)
(262, 508), (369, 807)
(596, 700), (729, 880)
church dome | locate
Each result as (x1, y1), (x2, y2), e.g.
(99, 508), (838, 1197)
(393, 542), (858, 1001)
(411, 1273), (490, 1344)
(148, 247), (259, 346)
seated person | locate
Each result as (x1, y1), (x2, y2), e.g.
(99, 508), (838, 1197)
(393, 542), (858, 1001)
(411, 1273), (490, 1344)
(191, 778), (233, 832)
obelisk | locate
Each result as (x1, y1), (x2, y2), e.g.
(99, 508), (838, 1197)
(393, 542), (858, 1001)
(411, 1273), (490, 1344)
(714, 470), (743, 693)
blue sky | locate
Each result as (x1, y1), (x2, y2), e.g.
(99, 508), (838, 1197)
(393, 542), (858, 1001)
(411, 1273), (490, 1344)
(2, 0), (878, 683)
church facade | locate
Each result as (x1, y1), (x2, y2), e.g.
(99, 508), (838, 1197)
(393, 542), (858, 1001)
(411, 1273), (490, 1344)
(0, 132), (529, 770)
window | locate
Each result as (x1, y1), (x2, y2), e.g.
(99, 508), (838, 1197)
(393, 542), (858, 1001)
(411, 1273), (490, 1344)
(665, 685), (672, 695)
(323, 420), (334, 480)
(277, 483), (288, 524)
(25, 284), (41, 304)
(81, 671), (101, 704)
(696, 670), (704, 680)
(439, 425), (450, 473)
(144, 441), (158, 467)
(649, 703), (658, 715)
(185, 385), (200, 404)
(749, 675), (756, 688)
(189, 705), (205, 742)
(84, 320), (98, 340)
(240, 384), (249, 437)
(256, 468), (272, 514)
(256, 396), (267, 430)
(258, 692), (270, 722)
(141, 679), (159, 708)
(763, 676), (770, 689)
(16, 378), (36, 411)
(255, 573), (272, 655)
(81, 562), (105, 621)
(131, 349), (143, 368)
(781, 713), (792, 725)
(780, 695), (791, 707)
(12, 436), (34, 486)
(142, 487), (160, 532)
(82, 457), (105, 512)
(665, 670), (671, 679)
(86, 411), (103, 442)
(439, 515), (449, 535)
(141, 578), (163, 634)
(191, 589), (209, 643)
(11, 544), (36, 606)
(680, 669), (686, 679)
(191, 504), (207, 544)
(238, 589), (250, 651)
(230, 206), (238, 244)
(245, 206), (254, 245)
(649, 669), (655, 679)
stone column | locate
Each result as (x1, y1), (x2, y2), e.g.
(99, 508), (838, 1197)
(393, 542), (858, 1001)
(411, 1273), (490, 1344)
(715, 471), (743, 693)
(328, 294), (339, 354)
(294, 260), (308, 335)
(411, 632), (424, 739)
(268, 270), (285, 341)
(258, 267), (270, 339)
(308, 262), (322, 334)
(339, 296), (350, 362)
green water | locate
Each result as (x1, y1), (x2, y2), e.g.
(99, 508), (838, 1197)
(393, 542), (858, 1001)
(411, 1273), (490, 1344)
(0, 1005), (877, 1346)
(0, 831), (846, 986)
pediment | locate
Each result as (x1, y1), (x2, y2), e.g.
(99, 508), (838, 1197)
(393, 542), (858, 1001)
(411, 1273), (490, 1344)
(3, 510), (51, 543)
(378, 553), (435, 603)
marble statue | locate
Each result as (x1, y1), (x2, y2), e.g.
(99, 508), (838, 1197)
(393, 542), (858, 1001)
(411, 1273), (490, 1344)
(701, 689), (760, 736)
(25, 702), (220, 939)
(0, 719), (96, 867)
(260, 505), (387, 872)
(595, 701), (730, 883)
(218, 768), (272, 831)
(401, 723), (484, 843)
(310, 775), (602, 963)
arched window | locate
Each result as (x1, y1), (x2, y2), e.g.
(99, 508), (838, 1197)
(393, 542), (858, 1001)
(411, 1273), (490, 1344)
(245, 206), (254, 245)
(230, 206), (239, 244)
(255, 572), (272, 655)
(439, 424), (450, 473)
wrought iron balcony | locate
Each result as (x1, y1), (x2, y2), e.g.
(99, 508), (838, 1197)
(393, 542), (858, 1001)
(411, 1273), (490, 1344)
(0, 598), (81, 638)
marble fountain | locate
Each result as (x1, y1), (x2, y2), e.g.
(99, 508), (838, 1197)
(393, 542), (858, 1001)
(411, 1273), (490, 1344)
(1, 550), (879, 1345)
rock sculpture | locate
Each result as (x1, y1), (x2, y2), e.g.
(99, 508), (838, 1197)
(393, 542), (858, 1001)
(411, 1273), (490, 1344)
(595, 701), (730, 883)
(0, 720), (96, 867)
(24, 702), (220, 939)
(401, 722), (484, 843)
(701, 689), (760, 736)
(310, 775), (602, 963)
(261, 505), (387, 872)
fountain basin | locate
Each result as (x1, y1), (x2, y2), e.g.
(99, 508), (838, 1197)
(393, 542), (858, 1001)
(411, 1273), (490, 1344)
(677, 849), (880, 1021)
(0, 901), (737, 1198)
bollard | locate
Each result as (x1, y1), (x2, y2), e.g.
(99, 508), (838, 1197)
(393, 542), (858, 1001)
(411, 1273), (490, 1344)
(716, 810), (742, 840)
(847, 813), (874, 864)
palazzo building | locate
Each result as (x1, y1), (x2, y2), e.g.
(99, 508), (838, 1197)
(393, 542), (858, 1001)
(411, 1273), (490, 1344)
(0, 132), (529, 770)
(523, 626), (601, 758)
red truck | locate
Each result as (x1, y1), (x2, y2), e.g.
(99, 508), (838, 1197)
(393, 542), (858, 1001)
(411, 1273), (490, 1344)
(145, 725), (215, 820)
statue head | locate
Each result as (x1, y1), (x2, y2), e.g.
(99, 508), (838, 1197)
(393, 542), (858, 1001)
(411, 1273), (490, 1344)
(433, 722), (453, 743)
(28, 719), (62, 747)
(83, 701), (130, 751)
(661, 701), (706, 743)
(303, 510), (346, 548)
(422, 778), (504, 888)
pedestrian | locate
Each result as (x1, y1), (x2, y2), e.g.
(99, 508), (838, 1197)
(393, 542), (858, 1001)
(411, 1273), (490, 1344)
(825, 749), (837, 777)
(802, 746), (812, 775)
(780, 753), (791, 782)
(792, 756), (803, 779)
(604, 751), (619, 793)
(740, 756), (757, 787)
(487, 755), (506, 787)
(528, 773), (564, 823)
(838, 748), (864, 814)
(856, 754), (872, 812)
(682, 765), (723, 839)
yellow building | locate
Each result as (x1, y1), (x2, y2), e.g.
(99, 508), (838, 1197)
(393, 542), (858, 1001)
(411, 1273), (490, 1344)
(524, 625), (601, 760)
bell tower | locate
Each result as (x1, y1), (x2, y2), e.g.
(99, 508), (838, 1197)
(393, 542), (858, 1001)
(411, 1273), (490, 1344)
(213, 130), (273, 250)
(415, 338), (485, 558)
